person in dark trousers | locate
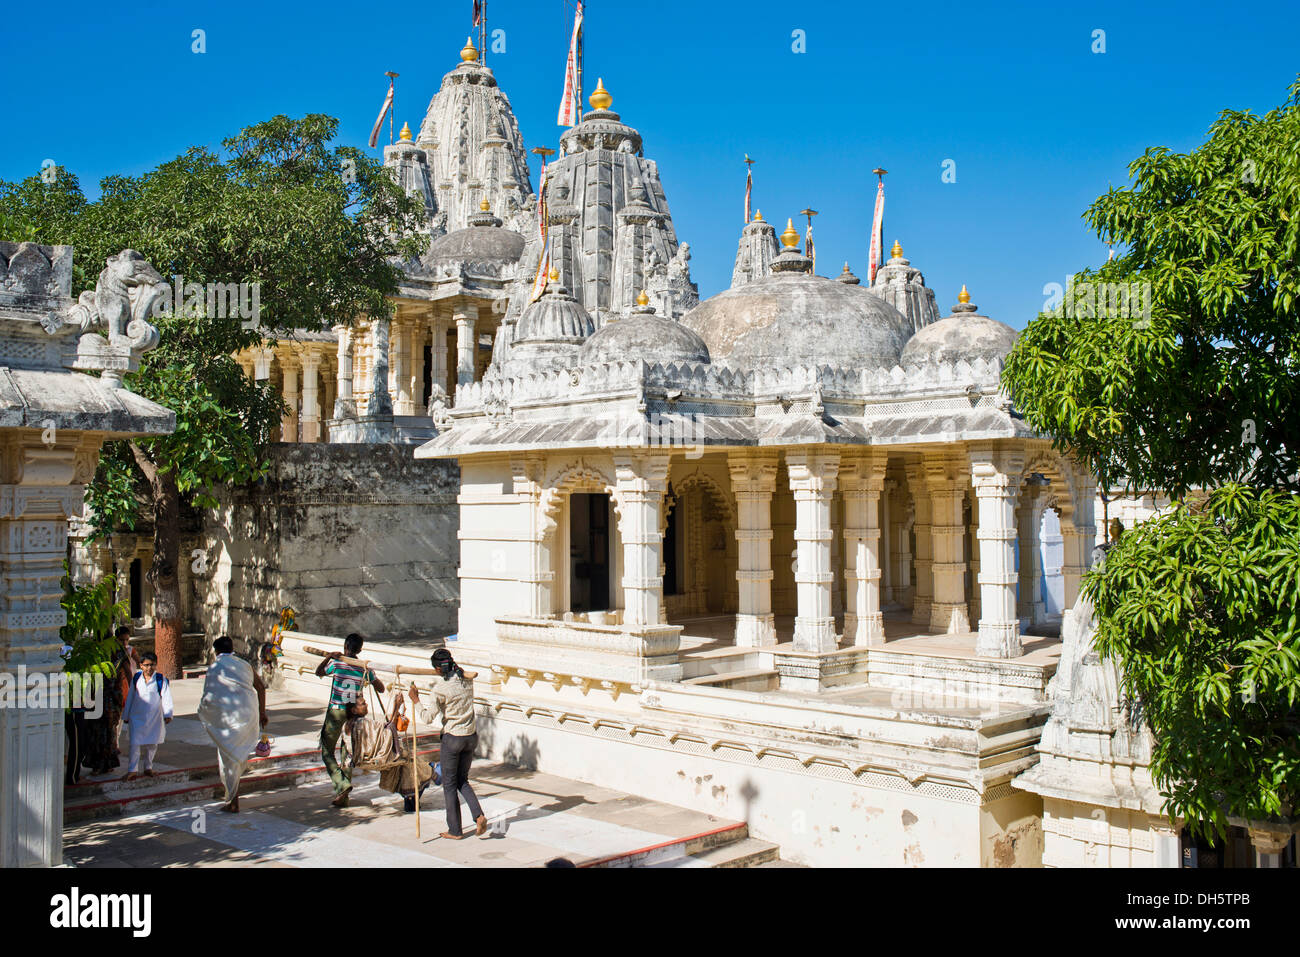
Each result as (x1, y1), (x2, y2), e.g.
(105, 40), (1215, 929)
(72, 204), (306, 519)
(408, 648), (488, 839)
(315, 633), (384, 809)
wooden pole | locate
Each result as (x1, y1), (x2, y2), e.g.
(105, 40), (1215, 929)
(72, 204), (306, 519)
(397, 665), (421, 839)
(303, 646), (440, 675)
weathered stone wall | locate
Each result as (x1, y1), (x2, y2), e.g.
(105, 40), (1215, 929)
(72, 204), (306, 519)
(196, 443), (459, 646)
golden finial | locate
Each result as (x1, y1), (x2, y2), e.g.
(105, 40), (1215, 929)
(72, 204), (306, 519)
(549, 266), (559, 281)
(460, 37), (479, 62)
(958, 284), (971, 304)
(479, 199), (491, 211)
(636, 290), (650, 307)
(398, 122), (412, 142)
(780, 218), (800, 249)
(753, 209), (764, 223)
(589, 78), (612, 110)
(891, 240), (902, 258)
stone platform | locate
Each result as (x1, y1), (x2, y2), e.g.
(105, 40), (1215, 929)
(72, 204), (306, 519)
(672, 612), (1060, 705)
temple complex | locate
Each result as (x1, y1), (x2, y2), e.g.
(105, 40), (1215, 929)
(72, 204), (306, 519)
(49, 37), (1294, 868)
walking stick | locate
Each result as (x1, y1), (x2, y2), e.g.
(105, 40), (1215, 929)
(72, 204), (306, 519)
(397, 666), (421, 840)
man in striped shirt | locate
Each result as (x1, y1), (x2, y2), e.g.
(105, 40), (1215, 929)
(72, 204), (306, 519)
(315, 633), (385, 808)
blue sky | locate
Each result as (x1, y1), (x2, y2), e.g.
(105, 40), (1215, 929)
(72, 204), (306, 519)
(1, 0), (1296, 328)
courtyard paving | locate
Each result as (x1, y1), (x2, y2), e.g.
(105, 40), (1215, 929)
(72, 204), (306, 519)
(62, 675), (784, 868)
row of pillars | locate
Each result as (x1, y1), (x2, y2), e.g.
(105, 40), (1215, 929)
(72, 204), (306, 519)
(238, 304), (486, 437)
(727, 445), (1094, 659)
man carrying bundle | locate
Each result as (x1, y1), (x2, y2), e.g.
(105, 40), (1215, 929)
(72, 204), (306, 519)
(315, 633), (384, 809)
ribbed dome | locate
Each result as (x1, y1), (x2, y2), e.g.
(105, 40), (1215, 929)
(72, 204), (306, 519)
(424, 225), (525, 266)
(683, 271), (911, 369)
(513, 280), (595, 346)
(900, 295), (1017, 366)
(578, 312), (710, 365)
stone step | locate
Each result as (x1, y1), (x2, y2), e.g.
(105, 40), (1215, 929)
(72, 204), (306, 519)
(64, 732), (440, 803)
(644, 836), (782, 869)
(677, 646), (764, 680)
(682, 668), (779, 692)
(580, 820), (752, 867)
(64, 745), (440, 824)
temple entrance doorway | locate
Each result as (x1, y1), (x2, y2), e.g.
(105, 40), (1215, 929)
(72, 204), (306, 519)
(569, 492), (613, 613)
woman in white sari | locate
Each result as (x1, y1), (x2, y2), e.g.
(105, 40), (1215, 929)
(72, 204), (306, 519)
(197, 636), (268, 812)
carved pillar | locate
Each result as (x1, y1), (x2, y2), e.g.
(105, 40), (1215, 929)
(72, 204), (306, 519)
(1017, 486), (1047, 626)
(879, 482), (893, 604)
(925, 450), (970, 634)
(727, 450), (778, 647)
(905, 462), (934, 626)
(893, 481), (913, 607)
(970, 444), (1025, 657)
(279, 353), (300, 442)
(966, 488), (981, 623)
(455, 304), (478, 388)
(392, 318), (413, 415)
(300, 349), (322, 443)
(332, 326), (355, 421)
(428, 313), (449, 407)
(409, 320), (426, 416)
(1249, 826), (1296, 868)
(613, 453), (671, 627)
(512, 455), (556, 618)
(366, 317), (393, 418)
(251, 347), (275, 381)
(841, 450), (887, 646)
(786, 449), (840, 652)
(1061, 464), (1097, 611)
(0, 438), (90, 866)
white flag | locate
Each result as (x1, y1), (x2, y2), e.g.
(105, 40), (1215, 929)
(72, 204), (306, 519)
(368, 81), (394, 148)
(868, 179), (885, 283)
(556, 2), (584, 127)
(530, 162), (551, 302)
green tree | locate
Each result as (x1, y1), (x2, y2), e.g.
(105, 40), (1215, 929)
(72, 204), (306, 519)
(1, 114), (423, 677)
(1003, 79), (1300, 836)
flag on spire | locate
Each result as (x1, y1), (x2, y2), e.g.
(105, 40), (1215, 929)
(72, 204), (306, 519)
(805, 223), (815, 270)
(368, 78), (395, 148)
(529, 159), (552, 302)
(868, 176), (886, 282)
(472, 0), (483, 26)
(557, 1), (584, 127)
(743, 155), (754, 224)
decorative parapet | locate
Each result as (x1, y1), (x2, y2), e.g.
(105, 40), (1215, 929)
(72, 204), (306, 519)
(496, 614), (683, 684)
(456, 354), (1006, 414)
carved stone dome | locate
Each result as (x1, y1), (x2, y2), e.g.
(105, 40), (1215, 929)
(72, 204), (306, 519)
(682, 270), (912, 369)
(423, 224), (525, 267)
(900, 290), (1017, 366)
(578, 309), (710, 365)
(512, 277), (595, 349)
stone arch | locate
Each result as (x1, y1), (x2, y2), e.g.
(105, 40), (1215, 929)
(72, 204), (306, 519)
(671, 467), (735, 526)
(538, 457), (617, 536)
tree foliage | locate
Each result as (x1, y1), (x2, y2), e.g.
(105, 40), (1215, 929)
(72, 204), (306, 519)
(1004, 78), (1299, 498)
(1, 114), (423, 675)
(1090, 486), (1300, 836)
(1003, 78), (1300, 836)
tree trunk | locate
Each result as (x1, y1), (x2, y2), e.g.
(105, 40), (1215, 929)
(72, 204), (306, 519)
(132, 443), (185, 679)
